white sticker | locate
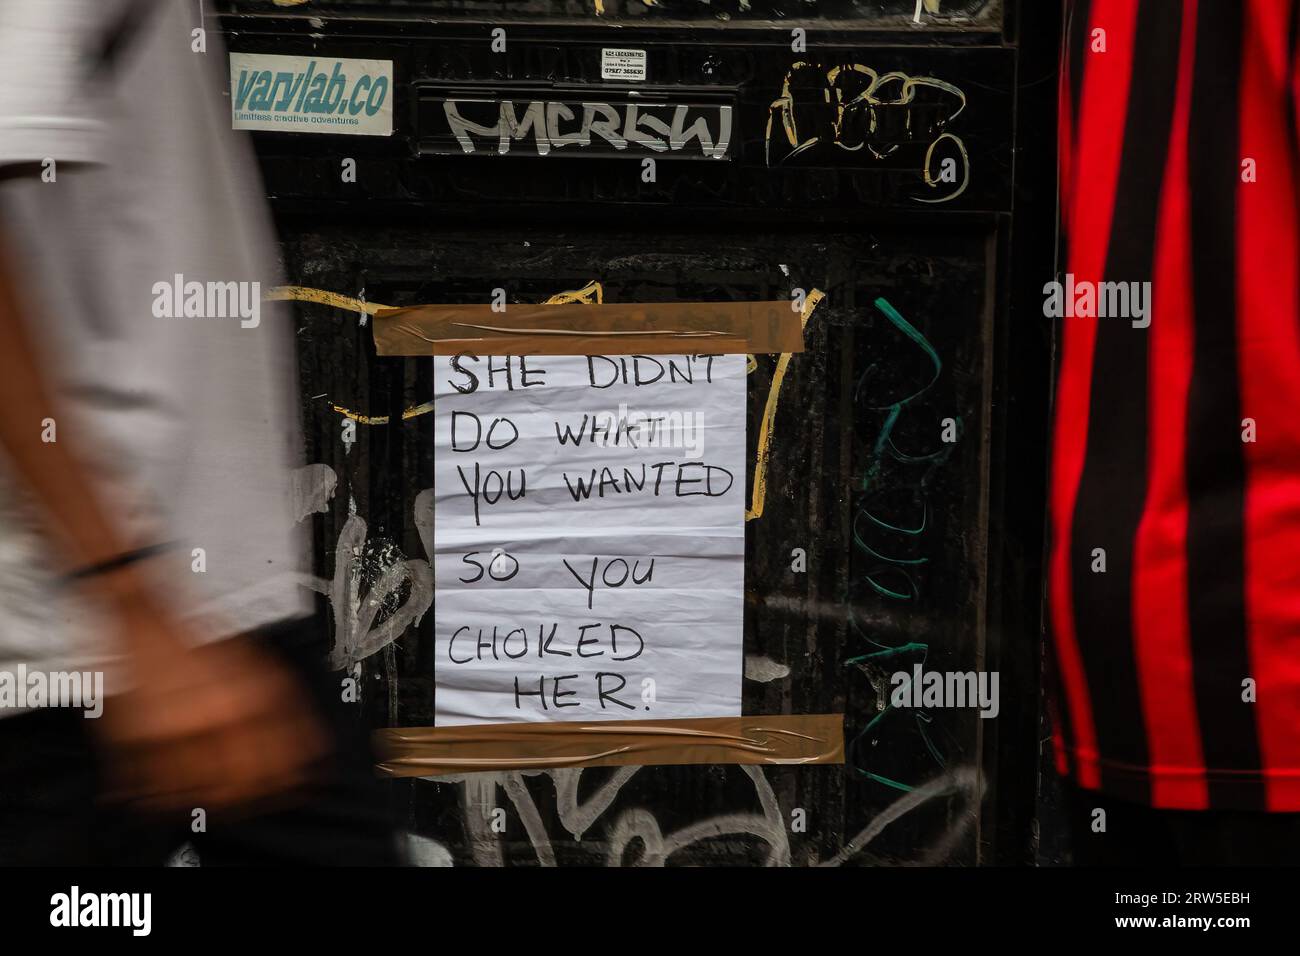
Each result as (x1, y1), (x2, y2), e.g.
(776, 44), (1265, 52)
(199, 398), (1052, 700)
(601, 47), (647, 82)
(230, 53), (394, 136)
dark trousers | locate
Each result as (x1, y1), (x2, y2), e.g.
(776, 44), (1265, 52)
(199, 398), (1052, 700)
(0, 617), (401, 866)
(1064, 781), (1300, 866)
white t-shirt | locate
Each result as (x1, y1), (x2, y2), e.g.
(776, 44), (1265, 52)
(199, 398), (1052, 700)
(0, 0), (309, 685)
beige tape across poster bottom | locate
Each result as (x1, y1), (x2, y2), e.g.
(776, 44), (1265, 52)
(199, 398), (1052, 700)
(373, 714), (844, 777)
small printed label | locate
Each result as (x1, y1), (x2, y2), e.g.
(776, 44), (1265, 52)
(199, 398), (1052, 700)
(601, 48), (647, 82)
(229, 53), (394, 136)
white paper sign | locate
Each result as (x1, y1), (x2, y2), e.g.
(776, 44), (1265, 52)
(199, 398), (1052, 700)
(432, 353), (745, 726)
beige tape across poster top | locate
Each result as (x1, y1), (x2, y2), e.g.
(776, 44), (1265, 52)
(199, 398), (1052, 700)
(371, 301), (804, 356)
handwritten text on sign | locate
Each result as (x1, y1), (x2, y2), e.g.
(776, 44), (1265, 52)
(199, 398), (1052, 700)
(433, 353), (745, 726)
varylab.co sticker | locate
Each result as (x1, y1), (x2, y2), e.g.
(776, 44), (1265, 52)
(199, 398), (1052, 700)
(230, 53), (394, 136)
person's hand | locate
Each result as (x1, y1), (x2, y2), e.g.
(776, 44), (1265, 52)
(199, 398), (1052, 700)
(92, 589), (329, 817)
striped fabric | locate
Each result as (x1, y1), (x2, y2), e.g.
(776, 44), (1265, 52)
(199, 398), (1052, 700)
(1051, 0), (1300, 810)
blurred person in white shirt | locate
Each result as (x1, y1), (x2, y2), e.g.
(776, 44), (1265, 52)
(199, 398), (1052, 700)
(0, 0), (398, 865)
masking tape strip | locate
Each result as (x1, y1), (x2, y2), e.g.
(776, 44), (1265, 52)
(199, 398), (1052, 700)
(373, 713), (844, 777)
(371, 301), (804, 356)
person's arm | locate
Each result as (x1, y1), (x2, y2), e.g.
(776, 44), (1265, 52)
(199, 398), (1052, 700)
(0, 227), (325, 814)
(0, 223), (162, 609)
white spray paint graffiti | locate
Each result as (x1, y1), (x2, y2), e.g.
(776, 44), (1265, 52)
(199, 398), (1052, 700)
(290, 463), (432, 672)
(431, 764), (788, 867)
(418, 763), (978, 867)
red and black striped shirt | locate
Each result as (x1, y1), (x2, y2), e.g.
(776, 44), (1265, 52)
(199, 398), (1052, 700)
(1051, 0), (1300, 810)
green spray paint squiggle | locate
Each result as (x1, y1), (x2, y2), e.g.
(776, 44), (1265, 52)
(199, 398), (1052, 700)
(846, 296), (959, 792)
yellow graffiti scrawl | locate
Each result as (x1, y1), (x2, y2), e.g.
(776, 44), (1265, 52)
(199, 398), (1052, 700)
(765, 62), (970, 203)
(747, 290), (822, 521)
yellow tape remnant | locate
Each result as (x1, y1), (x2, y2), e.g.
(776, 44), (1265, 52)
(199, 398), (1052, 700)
(265, 286), (386, 315)
(373, 713), (844, 777)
